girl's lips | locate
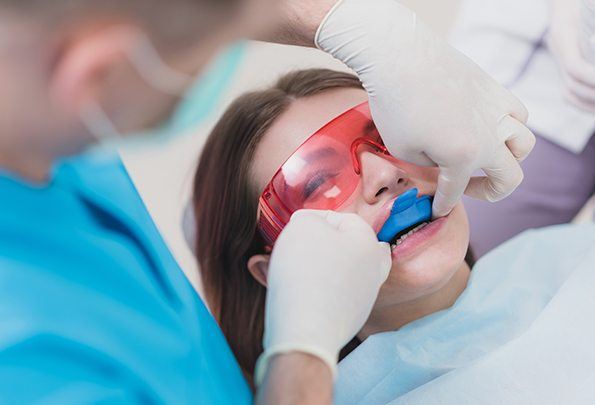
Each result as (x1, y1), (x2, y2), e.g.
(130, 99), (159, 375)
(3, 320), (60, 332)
(390, 215), (448, 259)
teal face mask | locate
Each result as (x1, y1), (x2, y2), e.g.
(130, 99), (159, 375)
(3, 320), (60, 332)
(82, 41), (245, 152)
(165, 42), (244, 135)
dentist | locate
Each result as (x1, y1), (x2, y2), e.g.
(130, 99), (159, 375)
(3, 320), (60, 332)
(0, 0), (534, 404)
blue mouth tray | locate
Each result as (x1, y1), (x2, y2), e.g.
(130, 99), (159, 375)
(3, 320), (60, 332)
(377, 188), (433, 243)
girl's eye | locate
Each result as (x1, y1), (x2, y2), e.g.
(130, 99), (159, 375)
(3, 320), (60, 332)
(303, 172), (339, 199)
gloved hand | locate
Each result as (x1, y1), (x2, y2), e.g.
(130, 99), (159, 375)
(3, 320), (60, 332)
(316, 0), (536, 217)
(255, 210), (391, 384)
(549, 0), (595, 113)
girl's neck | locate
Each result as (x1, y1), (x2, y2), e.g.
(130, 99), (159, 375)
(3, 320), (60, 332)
(358, 263), (470, 340)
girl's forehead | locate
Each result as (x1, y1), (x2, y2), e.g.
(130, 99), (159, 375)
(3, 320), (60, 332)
(251, 88), (368, 193)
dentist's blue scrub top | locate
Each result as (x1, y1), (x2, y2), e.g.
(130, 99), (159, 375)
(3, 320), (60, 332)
(0, 152), (252, 404)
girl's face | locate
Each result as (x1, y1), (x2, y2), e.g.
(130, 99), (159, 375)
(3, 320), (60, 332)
(250, 88), (470, 308)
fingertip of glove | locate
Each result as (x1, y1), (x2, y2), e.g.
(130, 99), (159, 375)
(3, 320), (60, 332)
(378, 242), (392, 278)
(314, 0), (348, 50)
(379, 241), (391, 253)
(431, 199), (453, 219)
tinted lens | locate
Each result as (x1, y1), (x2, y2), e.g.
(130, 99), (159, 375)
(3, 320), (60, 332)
(272, 137), (356, 212)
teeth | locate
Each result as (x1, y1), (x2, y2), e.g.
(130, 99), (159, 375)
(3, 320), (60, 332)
(390, 222), (429, 250)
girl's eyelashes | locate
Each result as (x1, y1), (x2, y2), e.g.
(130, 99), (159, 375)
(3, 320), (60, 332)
(303, 171), (340, 199)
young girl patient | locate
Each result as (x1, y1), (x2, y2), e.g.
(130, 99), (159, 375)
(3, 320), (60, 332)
(191, 69), (595, 403)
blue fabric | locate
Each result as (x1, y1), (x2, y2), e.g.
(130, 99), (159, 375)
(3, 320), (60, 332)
(0, 152), (251, 404)
(336, 223), (595, 405)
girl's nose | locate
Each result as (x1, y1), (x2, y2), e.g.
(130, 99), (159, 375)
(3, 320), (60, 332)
(359, 151), (410, 204)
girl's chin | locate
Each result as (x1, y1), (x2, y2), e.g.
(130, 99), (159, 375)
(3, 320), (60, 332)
(382, 203), (470, 298)
(384, 258), (465, 302)
(388, 243), (468, 293)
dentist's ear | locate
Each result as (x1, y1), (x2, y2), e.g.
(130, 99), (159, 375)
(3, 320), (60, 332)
(48, 24), (143, 114)
(247, 255), (270, 287)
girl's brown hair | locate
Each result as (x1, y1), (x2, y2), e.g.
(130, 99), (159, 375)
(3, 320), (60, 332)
(192, 69), (364, 388)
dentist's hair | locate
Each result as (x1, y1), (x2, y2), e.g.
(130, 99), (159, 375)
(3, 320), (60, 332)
(193, 69), (364, 388)
(2, 0), (241, 48)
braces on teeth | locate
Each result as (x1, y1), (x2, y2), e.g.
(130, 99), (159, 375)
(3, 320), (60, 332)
(390, 221), (429, 249)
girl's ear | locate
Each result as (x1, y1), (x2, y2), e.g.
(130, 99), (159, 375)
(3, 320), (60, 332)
(247, 254), (270, 288)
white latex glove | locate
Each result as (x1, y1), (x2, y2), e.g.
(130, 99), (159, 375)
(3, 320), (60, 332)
(549, 0), (595, 113)
(316, 0), (536, 217)
(255, 210), (391, 384)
